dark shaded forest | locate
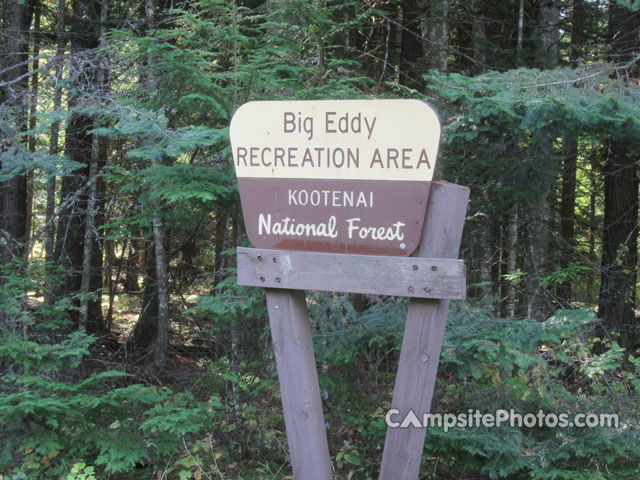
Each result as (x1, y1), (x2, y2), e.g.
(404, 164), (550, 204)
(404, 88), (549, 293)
(1, 0), (640, 478)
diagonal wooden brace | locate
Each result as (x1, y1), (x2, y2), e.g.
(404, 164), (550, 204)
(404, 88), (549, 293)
(379, 181), (469, 479)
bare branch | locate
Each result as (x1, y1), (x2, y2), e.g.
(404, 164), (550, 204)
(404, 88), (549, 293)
(520, 69), (606, 89)
(0, 51), (88, 77)
(27, 155), (117, 255)
(0, 49), (103, 88)
(521, 54), (640, 90)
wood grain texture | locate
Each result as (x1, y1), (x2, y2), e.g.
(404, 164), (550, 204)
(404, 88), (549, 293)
(379, 181), (470, 480)
(264, 288), (333, 480)
(237, 247), (466, 299)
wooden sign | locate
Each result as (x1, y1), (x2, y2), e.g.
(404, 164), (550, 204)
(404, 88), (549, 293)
(232, 99), (469, 480)
(230, 99), (441, 256)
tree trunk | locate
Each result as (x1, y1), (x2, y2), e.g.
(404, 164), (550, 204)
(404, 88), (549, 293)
(525, 188), (552, 320)
(142, 0), (171, 370)
(131, 245), (159, 351)
(608, 2), (640, 74)
(598, 140), (638, 350)
(151, 210), (170, 369)
(491, 218), (504, 317)
(537, 0), (560, 68)
(478, 222), (493, 305)
(471, 0), (486, 71)
(374, 1), (399, 90)
(124, 237), (144, 291)
(430, 0), (449, 72)
(79, 0), (107, 331)
(506, 207), (518, 318)
(399, 0), (424, 88)
(570, 0), (586, 64)
(517, 0), (524, 63)
(585, 154), (597, 306)
(45, 0), (67, 305)
(212, 212), (227, 289)
(230, 313), (245, 451)
(25, 2), (41, 245)
(560, 0), (586, 303)
(330, 0), (356, 59)
(105, 238), (127, 332)
(557, 139), (578, 303)
(596, 2), (640, 350)
(54, 0), (104, 332)
(0, 0), (36, 264)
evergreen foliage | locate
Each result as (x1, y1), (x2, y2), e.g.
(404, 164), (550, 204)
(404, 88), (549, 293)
(1, 0), (640, 478)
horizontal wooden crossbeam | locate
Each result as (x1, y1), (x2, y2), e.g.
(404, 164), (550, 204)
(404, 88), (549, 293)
(237, 246), (465, 299)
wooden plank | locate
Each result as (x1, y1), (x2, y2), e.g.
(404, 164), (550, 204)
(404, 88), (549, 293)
(379, 181), (470, 480)
(238, 248), (466, 300)
(264, 288), (333, 480)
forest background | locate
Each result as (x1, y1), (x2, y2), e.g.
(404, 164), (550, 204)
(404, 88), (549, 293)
(1, 0), (640, 478)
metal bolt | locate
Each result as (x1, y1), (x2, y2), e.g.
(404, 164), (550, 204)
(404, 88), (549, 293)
(413, 264), (419, 271)
(408, 286), (414, 292)
(260, 276), (265, 282)
(421, 354), (429, 363)
(275, 277), (281, 283)
(273, 257), (277, 262)
(431, 265), (438, 271)
(424, 287), (431, 292)
(257, 255), (263, 261)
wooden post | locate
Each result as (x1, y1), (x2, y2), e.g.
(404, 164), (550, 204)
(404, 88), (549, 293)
(379, 181), (470, 480)
(265, 288), (333, 480)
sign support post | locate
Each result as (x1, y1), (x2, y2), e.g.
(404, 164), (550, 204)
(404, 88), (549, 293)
(231, 99), (469, 479)
(264, 288), (333, 480)
(378, 181), (469, 480)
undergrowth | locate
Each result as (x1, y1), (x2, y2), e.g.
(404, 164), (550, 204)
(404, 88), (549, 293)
(1, 266), (639, 479)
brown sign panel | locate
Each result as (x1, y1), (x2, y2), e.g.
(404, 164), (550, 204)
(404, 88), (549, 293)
(230, 100), (441, 256)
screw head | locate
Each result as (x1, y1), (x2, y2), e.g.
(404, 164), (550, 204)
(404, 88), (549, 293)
(424, 287), (431, 292)
(275, 277), (281, 283)
(257, 255), (263, 261)
(408, 286), (414, 292)
(273, 257), (277, 262)
(431, 265), (438, 271)
(413, 265), (419, 271)
(260, 276), (265, 282)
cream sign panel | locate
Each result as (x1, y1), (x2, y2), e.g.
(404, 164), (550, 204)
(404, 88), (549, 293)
(230, 99), (441, 256)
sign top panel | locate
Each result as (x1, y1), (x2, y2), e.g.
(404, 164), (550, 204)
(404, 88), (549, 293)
(230, 99), (441, 182)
